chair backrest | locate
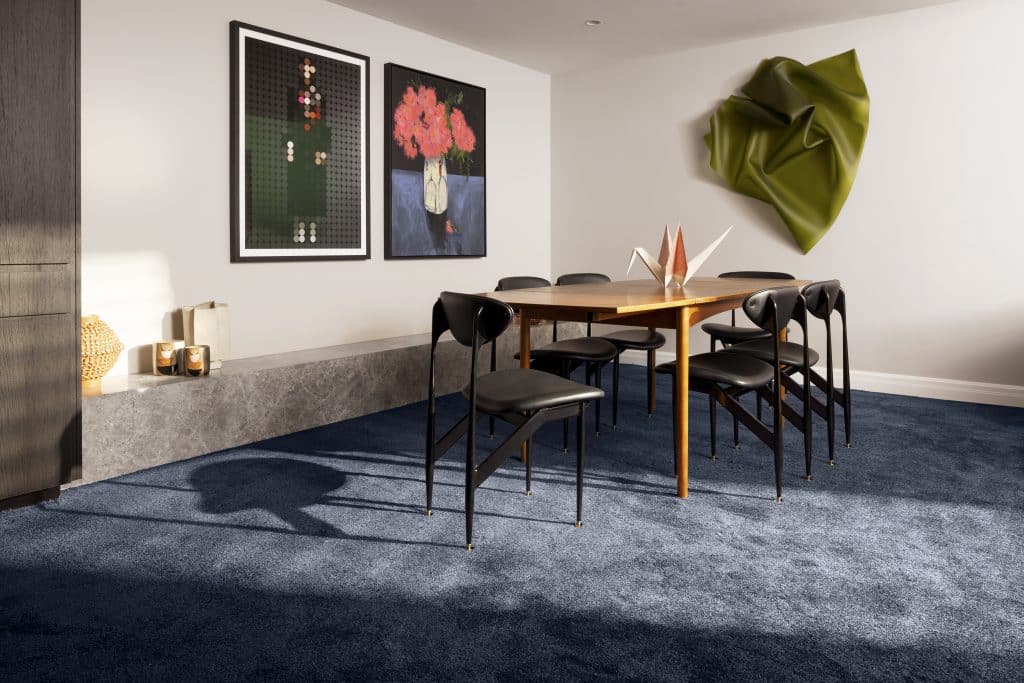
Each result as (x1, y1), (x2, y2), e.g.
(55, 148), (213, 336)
(556, 273), (611, 286)
(719, 272), (795, 325)
(802, 280), (841, 320)
(743, 287), (801, 333)
(433, 292), (514, 349)
(495, 276), (551, 291)
(553, 273), (610, 336)
(719, 270), (795, 280)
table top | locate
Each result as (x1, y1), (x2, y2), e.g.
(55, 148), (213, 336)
(485, 277), (811, 314)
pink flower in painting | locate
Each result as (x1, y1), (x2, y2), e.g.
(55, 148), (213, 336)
(392, 84), (471, 160)
(392, 86), (424, 159)
(450, 108), (476, 153)
(418, 100), (452, 158)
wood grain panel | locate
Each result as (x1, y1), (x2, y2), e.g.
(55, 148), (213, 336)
(0, 0), (81, 502)
(0, 264), (74, 317)
(0, 0), (78, 265)
(0, 315), (78, 499)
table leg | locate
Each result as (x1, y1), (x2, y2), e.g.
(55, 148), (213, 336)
(647, 328), (657, 414)
(675, 308), (691, 498)
(520, 311), (531, 463)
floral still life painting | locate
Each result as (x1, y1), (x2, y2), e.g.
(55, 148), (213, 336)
(384, 64), (486, 258)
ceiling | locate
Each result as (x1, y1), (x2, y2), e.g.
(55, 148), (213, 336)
(332, 0), (958, 74)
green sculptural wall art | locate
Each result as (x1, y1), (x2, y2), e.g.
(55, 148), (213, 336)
(705, 50), (870, 253)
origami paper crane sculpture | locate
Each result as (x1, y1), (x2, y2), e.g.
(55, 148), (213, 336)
(627, 225), (732, 288)
(705, 49), (869, 253)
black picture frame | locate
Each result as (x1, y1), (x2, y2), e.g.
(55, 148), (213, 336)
(230, 21), (370, 262)
(384, 63), (486, 259)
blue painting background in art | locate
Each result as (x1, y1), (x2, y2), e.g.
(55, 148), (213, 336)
(388, 170), (485, 257)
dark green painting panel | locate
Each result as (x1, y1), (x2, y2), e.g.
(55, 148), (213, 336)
(244, 37), (361, 250)
(705, 50), (870, 253)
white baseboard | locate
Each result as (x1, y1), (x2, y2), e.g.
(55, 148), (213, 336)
(619, 350), (1024, 408)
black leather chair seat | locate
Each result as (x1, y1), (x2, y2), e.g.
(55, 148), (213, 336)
(656, 353), (774, 388)
(599, 329), (666, 350)
(725, 339), (820, 367)
(525, 337), (617, 363)
(465, 369), (605, 414)
(700, 322), (772, 344)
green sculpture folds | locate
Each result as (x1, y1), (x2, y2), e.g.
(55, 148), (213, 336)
(705, 50), (869, 253)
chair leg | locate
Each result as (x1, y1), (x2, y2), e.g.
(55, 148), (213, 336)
(733, 412), (740, 449)
(575, 403), (585, 528)
(646, 348), (656, 416)
(525, 437), (533, 496)
(843, 395), (852, 448)
(561, 361), (570, 454)
(465, 437), (475, 552)
(802, 369), (813, 481)
(594, 363), (602, 436)
(426, 455), (435, 516)
(827, 386), (836, 466)
(773, 429), (784, 503)
(489, 341), (496, 438)
(709, 394), (717, 461)
(756, 394), (762, 422)
(612, 354), (620, 429)
(843, 385), (851, 448)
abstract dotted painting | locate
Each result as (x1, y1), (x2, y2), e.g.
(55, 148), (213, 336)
(230, 22), (369, 262)
(384, 64), (486, 259)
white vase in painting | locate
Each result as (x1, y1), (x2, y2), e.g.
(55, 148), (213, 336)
(423, 156), (448, 214)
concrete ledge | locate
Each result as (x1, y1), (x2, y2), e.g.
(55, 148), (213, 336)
(80, 323), (580, 485)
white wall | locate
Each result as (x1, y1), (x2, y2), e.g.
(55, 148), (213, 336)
(552, 0), (1024, 390)
(82, 0), (551, 375)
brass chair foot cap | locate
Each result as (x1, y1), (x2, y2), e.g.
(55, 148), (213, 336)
(562, 449), (568, 455)
(846, 443), (852, 448)
(734, 445), (741, 450)
(466, 543), (474, 551)
(828, 460), (835, 466)
(426, 509), (433, 516)
(710, 455), (717, 461)
(803, 475), (812, 481)
(525, 490), (532, 496)
(775, 496), (783, 503)
(574, 521), (583, 528)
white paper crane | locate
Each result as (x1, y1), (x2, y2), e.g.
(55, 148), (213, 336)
(627, 225), (733, 288)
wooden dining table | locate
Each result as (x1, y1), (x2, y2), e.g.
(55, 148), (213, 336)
(486, 277), (809, 498)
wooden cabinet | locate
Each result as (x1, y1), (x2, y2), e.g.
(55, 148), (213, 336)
(0, 0), (81, 507)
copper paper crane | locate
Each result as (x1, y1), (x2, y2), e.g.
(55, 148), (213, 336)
(627, 225), (733, 288)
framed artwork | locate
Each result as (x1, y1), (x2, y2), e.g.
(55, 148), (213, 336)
(384, 63), (486, 259)
(230, 21), (369, 262)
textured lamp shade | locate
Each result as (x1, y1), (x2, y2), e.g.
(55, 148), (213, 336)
(705, 49), (870, 253)
(81, 315), (124, 389)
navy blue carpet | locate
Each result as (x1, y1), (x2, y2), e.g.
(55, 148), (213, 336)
(2, 365), (1023, 681)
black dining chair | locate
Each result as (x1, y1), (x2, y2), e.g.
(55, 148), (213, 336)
(555, 273), (666, 427)
(701, 271), (796, 448)
(728, 280), (851, 465)
(656, 286), (802, 501)
(426, 292), (604, 550)
(490, 276), (618, 444)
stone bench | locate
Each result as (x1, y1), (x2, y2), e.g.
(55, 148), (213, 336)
(80, 323), (581, 485)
